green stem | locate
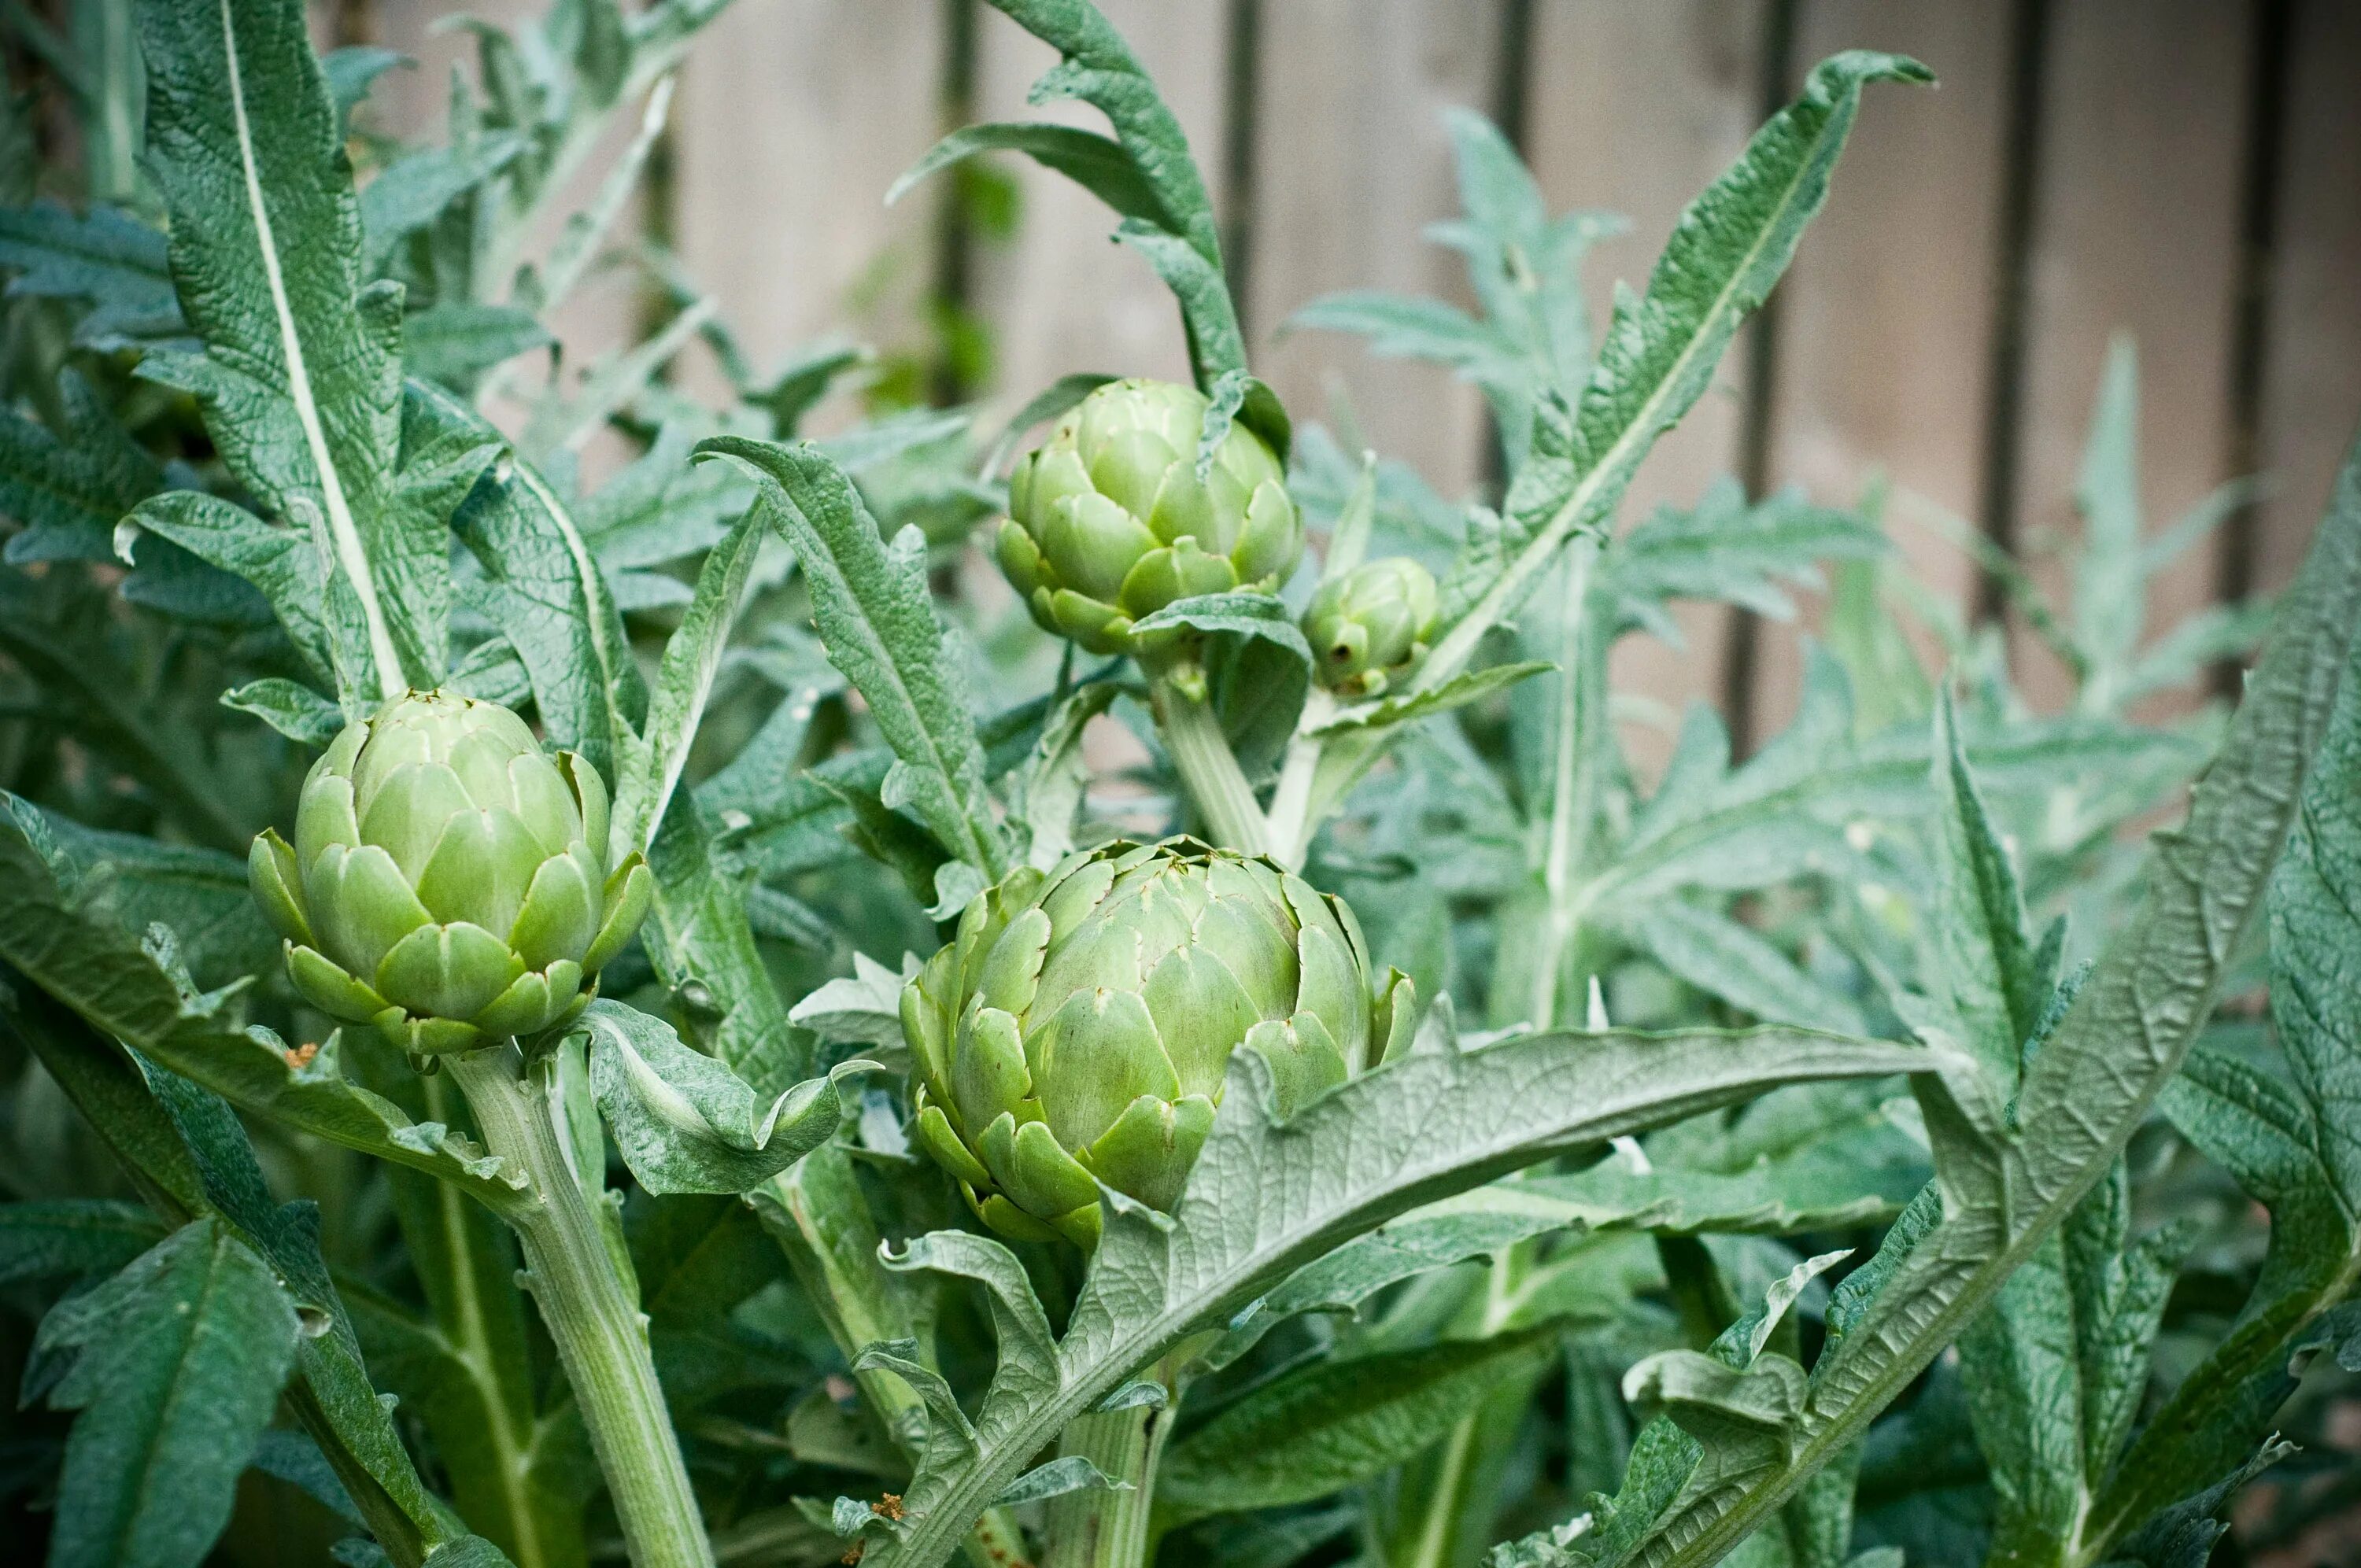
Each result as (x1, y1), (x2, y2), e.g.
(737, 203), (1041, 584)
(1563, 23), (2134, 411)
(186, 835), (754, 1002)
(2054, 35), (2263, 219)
(1041, 1393), (1173, 1568)
(1528, 544), (1599, 1033)
(1148, 673), (1267, 854)
(1263, 690), (1334, 871)
(416, 1071), (567, 1568)
(446, 1046), (715, 1568)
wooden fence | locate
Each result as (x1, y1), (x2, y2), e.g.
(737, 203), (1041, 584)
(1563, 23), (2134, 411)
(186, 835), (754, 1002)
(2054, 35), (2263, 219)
(359, 0), (2361, 751)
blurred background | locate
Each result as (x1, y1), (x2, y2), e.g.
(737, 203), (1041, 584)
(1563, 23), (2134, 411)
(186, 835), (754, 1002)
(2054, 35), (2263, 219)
(329, 0), (2359, 752)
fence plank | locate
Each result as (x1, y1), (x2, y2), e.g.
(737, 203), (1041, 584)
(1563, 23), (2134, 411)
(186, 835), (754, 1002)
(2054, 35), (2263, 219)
(1745, 1), (2013, 738)
(970, 1), (1232, 409)
(2005, 0), (2253, 714)
(2252, 0), (2361, 595)
(1524, 0), (1769, 766)
(1245, 0), (1506, 505)
(671, 2), (945, 413)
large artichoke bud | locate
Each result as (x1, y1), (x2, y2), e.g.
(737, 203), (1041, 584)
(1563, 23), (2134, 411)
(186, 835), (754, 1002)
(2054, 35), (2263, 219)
(900, 838), (1410, 1247)
(247, 691), (652, 1057)
(995, 378), (1302, 655)
(1303, 557), (1439, 699)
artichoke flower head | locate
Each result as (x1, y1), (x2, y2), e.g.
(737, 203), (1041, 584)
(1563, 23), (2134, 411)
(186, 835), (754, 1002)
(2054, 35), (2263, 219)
(1303, 556), (1440, 699)
(249, 690), (651, 1058)
(900, 838), (1413, 1248)
(995, 378), (1302, 656)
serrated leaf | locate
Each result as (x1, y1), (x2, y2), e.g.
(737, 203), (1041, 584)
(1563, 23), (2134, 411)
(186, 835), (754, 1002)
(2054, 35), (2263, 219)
(0, 370), (163, 559)
(789, 951), (920, 1053)
(857, 1021), (1923, 1565)
(1616, 426), (2361, 1568)
(610, 504), (763, 857)
(220, 676), (344, 745)
(39, 1218), (300, 1568)
(1417, 53), (1929, 694)
(1161, 1326), (1561, 1519)
(889, 121), (1164, 225)
(582, 999), (859, 1196)
(133, 0), (422, 699)
(0, 792), (528, 1212)
(0, 1199), (166, 1285)
(0, 200), (183, 343)
(1310, 661), (1554, 738)
(696, 437), (1007, 880)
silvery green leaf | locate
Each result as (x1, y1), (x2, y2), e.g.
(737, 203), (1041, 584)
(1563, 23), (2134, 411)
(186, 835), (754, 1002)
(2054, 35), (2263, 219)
(610, 506), (763, 856)
(1159, 1324), (1561, 1520)
(1417, 52), (1930, 692)
(220, 677), (343, 747)
(1308, 661), (1555, 738)
(889, 121), (1165, 225)
(856, 1020), (1923, 1566)
(0, 201), (184, 344)
(133, 0), (434, 700)
(1014, 681), (1119, 869)
(789, 952), (920, 1053)
(696, 437), (1008, 879)
(991, 1455), (1130, 1509)
(0, 792), (527, 1213)
(1618, 429), (2361, 1568)
(581, 999), (862, 1197)
(38, 1218), (300, 1568)
(400, 301), (551, 393)
(0, 371), (162, 560)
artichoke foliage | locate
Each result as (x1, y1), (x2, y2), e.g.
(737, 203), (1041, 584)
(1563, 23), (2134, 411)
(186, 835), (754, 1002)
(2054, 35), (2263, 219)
(900, 837), (1413, 1247)
(1303, 556), (1439, 699)
(248, 691), (652, 1057)
(996, 378), (1302, 655)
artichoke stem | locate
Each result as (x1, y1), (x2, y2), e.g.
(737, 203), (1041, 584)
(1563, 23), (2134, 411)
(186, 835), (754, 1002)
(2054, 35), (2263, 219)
(1263, 690), (1336, 870)
(1042, 1385), (1175, 1568)
(446, 1046), (715, 1568)
(1148, 673), (1268, 854)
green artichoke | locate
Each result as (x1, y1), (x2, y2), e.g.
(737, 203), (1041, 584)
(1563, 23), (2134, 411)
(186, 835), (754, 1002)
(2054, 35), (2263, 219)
(1303, 557), (1439, 699)
(899, 837), (1411, 1247)
(996, 378), (1302, 655)
(248, 691), (652, 1057)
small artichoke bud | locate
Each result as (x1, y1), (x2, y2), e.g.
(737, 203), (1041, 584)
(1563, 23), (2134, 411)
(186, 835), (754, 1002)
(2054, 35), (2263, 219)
(1303, 557), (1439, 699)
(248, 691), (652, 1057)
(899, 837), (1413, 1248)
(997, 378), (1302, 655)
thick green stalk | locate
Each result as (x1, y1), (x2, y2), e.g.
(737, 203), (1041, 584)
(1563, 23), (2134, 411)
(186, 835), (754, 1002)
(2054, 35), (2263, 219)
(1263, 690), (1335, 870)
(1148, 674), (1267, 854)
(445, 1046), (714, 1568)
(1528, 544), (1600, 1032)
(414, 1071), (571, 1568)
(1041, 1395), (1172, 1568)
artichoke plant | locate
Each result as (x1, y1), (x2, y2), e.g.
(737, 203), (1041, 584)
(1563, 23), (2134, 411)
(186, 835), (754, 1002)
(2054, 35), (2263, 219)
(1303, 556), (1439, 699)
(995, 378), (1302, 655)
(900, 837), (1410, 1246)
(247, 691), (652, 1057)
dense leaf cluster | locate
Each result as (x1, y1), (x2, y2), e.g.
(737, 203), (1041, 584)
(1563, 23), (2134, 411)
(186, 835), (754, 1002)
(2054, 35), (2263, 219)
(0, 3), (2352, 1568)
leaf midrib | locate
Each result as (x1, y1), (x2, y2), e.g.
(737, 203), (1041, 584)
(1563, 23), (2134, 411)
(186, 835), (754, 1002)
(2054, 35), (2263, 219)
(214, 0), (401, 699)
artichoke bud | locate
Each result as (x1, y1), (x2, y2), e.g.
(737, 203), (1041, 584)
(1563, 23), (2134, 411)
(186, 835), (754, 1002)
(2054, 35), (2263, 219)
(249, 690), (652, 1058)
(900, 837), (1410, 1249)
(998, 378), (1302, 656)
(1303, 557), (1440, 699)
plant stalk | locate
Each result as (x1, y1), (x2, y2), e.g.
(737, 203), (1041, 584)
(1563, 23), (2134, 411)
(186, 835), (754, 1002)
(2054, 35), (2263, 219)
(1042, 1389), (1174, 1568)
(1148, 672), (1267, 854)
(445, 1046), (715, 1568)
(1263, 690), (1335, 870)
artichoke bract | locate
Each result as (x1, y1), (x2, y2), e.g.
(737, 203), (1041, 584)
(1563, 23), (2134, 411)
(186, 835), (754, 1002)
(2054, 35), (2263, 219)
(996, 378), (1302, 655)
(900, 837), (1411, 1247)
(1303, 557), (1439, 699)
(248, 691), (652, 1057)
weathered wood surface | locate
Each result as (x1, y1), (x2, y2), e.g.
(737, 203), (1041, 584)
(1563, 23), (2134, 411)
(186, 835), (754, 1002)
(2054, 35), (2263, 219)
(349, 0), (2361, 739)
